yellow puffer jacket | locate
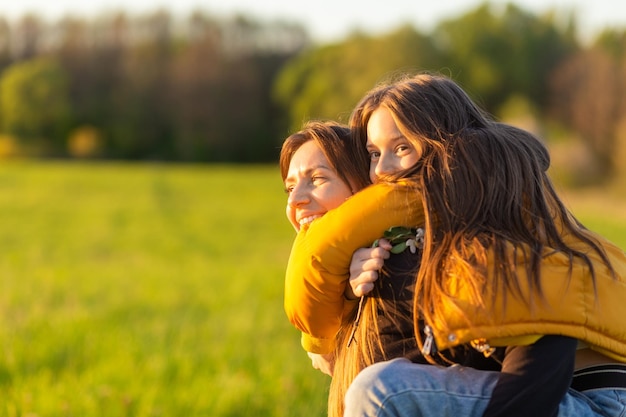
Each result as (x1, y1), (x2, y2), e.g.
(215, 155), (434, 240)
(284, 181), (424, 354)
(285, 181), (626, 360)
(433, 233), (626, 362)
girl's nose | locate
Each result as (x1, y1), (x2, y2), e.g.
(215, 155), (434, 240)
(374, 155), (394, 179)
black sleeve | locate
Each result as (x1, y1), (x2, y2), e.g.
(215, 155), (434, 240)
(482, 335), (577, 417)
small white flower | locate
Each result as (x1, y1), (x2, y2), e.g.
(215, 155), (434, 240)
(415, 228), (424, 247)
(406, 238), (417, 253)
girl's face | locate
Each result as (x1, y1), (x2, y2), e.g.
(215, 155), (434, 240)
(285, 140), (353, 231)
(366, 107), (421, 182)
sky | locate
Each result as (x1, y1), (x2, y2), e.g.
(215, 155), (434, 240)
(1, 0), (624, 44)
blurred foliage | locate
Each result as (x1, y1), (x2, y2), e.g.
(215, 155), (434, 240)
(432, 3), (579, 112)
(0, 10), (307, 162)
(0, 58), (71, 153)
(274, 3), (580, 127)
(548, 44), (626, 180)
(0, 2), (625, 185)
(273, 26), (443, 130)
(67, 125), (105, 158)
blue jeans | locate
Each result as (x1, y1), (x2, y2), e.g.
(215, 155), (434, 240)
(344, 358), (626, 417)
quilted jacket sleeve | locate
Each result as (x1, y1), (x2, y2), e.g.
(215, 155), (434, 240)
(284, 180), (424, 353)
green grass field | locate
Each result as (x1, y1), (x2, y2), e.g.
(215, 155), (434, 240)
(0, 162), (624, 416)
(0, 162), (328, 416)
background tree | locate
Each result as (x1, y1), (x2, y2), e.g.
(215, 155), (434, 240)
(0, 18), (11, 72)
(56, 14), (126, 159)
(595, 28), (626, 63)
(431, 2), (578, 116)
(273, 25), (442, 131)
(549, 31), (626, 181)
(274, 2), (579, 133)
(13, 14), (44, 61)
(0, 57), (71, 154)
(167, 13), (306, 161)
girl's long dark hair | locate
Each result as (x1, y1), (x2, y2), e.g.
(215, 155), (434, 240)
(349, 72), (615, 357)
(324, 73), (615, 416)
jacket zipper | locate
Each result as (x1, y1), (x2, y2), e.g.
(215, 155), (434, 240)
(421, 325), (437, 356)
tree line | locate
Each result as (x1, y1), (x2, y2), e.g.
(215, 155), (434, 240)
(0, 10), (307, 162)
(0, 3), (625, 181)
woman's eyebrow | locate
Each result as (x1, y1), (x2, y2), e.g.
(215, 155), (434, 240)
(285, 164), (333, 182)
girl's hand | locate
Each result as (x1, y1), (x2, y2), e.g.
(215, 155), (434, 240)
(307, 352), (335, 376)
(345, 238), (391, 299)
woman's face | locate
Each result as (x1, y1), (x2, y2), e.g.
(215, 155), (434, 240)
(366, 107), (421, 182)
(285, 140), (353, 231)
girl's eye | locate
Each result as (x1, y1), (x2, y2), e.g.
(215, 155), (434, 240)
(284, 185), (294, 194)
(311, 176), (326, 185)
(396, 145), (411, 154)
(369, 151), (380, 161)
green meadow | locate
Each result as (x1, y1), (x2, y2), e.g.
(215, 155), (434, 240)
(0, 162), (328, 416)
(0, 162), (624, 416)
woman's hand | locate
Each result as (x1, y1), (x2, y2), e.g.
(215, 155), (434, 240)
(307, 352), (335, 376)
(345, 238), (391, 299)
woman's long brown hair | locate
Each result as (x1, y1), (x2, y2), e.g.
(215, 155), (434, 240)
(280, 120), (375, 417)
(279, 120), (370, 191)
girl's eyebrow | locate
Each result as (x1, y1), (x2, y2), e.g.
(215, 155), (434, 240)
(367, 134), (406, 148)
(388, 134), (407, 143)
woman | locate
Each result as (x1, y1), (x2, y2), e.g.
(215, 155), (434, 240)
(282, 122), (425, 356)
(280, 119), (369, 375)
(284, 73), (626, 416)
(281, 120), (421, 370)
(281, 120), (475, 417)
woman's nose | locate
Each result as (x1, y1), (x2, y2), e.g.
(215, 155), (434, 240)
(287, 183), (309, 208)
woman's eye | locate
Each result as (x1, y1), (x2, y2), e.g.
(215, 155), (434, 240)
(369, 151), (380, 160)
(284, 185), (294, 194)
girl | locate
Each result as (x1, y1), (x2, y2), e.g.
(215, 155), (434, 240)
(284, 73), (626, 416)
